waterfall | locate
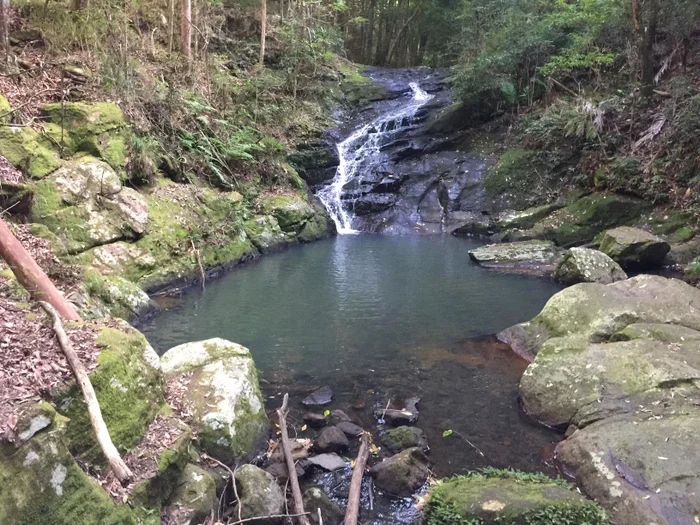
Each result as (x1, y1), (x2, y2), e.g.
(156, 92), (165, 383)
(318, 82), (434, 234)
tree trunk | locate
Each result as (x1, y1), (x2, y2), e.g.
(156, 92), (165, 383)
(344, 432), (371, 525)
(259, 0), (267, 66)
(385, 1), (421, 66)
(0, 0), (9, 69)
(632, 0), (658, 99)
(276, 394), (310, 525)
(0, 218), (81, 321)
(365, 0), (376, 64)
(181, 0), (192, 59)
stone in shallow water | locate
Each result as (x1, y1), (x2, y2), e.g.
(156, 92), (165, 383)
(553, 247), (627, 285)
(314, 426), (349, 454)
(303, 412), (328, 427)
(469, 240), (563, 276)
(303, 487), (344, 525)
(336, 421), (364, 437)
(330, 409), (351, 423)
(382, 426), (428, 453)
(302, 386), (334, 406)
(370, 447), (430, 497)
(307, 453), (348, 471)
(265, 461), (305, 481)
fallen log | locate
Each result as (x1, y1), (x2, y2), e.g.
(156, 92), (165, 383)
(344, 431), (371, 525)
(40, 301), (132, 484)
(276, 393), (310, 525)
(0, 218), (80, 321)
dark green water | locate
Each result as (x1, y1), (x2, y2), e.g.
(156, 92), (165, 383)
(141, 235), (564, 478)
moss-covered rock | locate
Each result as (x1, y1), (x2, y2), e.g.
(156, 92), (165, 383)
(81, 269), (157, 320)
(303, 487), (344, 525)
(381, 426), (428, 453)
(0, 403), (138, 524)
(527, 194), (651, 247)
(32, 159), (148, 254)
(369, 447), (430, 497)
(0, 94), (11, 124)
(340, 71), (387, 106)
(0, 126), (62, 179)
(244, 215), (292, 253)
(260, 194), (317, 232)
(234, 464), (285, 524)
(598, 226), (671, 270)
(160, 339), (269, 464)
(53, 323), (164, 464)
(41, 102), (124, 148)
(424, 470), (608, 525)
(553, 247), (627, 285)
(496, 203), (563, 231)
(162, 464), (218, 524)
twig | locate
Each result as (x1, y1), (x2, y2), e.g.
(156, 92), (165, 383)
(190, 240), (205, 289)
(277, 393), (310, 525)
(548, 77), (579, 98)
(453, 431), (485, 458)
(344, 432), (371, 525)
(40, 301), (132, 484)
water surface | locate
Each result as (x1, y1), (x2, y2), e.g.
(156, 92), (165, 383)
(141, 235), (564, 478)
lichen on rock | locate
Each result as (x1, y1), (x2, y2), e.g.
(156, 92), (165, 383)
(553, 247), (627, 285)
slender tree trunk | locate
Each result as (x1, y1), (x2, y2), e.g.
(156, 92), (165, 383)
(0, 219), (81, 321)
(386, 1), (421, 66)
(640, 0), (658, 99)
(365, 0), (376, 64)
(181, 0), (192, 59)
(259, 0), (267, 66)
(0, 0), (9, 69)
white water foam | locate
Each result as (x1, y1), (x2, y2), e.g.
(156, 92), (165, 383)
(318, 82), (434, 234)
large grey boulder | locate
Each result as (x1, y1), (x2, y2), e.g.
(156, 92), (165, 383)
(598, 226), (670, 270)
(553, 247), (627, 285)
(235, 464), (285, 524)
(160, 338), (269, 464)
(303, 487), (344, 525)
(163, 464), (218, 525)
(499, 275), (700, 524)
(468, 240), (564, 276)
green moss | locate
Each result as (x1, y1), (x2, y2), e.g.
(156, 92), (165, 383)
(425, 471), (609, 525)
(0, 126), (62, 178)
(53, 325), (163, 464)
(340, 70), (387, 106)
(0, 94), (11, 124)
(0, 404), (138, 524)
(485, 148), (535, 197)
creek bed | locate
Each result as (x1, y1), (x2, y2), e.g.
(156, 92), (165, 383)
(140, 234), (565, 520)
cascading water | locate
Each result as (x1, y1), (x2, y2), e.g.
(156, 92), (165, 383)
(318, 82), (434, 234)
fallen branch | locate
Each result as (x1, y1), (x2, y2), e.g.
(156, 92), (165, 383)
(229, 512), (311, 525)
(0, 218), (81, 321)
(40, 302), (132, 484)
(276, 393), (310, 525)
(190, 240), (205, 289)
(344, 431), (371, 525)
(548, 76), (579, 98)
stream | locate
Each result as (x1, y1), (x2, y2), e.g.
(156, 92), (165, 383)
(140, 71), (567, 523)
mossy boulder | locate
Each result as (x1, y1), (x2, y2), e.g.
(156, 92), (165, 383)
(53, 323), (164, 464)
(162, 464), (218, 524)
(499, 275), (700, 524)
(340, 72), (387, 106)
(303, 487), (343, 525)
(260, 194), (317, 232)
(0, 94), (11, 124)
(527, 194), (651, 247)
(468, 240), (563, 276)
(381, 426), (428, 453)
(0, 403), (138, 524)
(424, 471), (608, 525)
(41, 102), (124, 145)
(234, 464), (285, 524)
(32, 159), (148, 254)
(244, 215), (292, 253)
(0, 125), (62, 178)
(553, 247), (627, 285)
(80, 269), (157, 321)
(598, 226), (671, 270)
(496, 203), (563, 231)
(160, 339), (269, 464)
(369, 447), (430, 497)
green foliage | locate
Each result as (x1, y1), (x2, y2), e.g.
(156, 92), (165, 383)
(125, 132), (162, 186)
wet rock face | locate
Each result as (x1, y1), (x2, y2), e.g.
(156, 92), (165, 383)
(500, 275), (700, 524)
(315, 69), (507, 235)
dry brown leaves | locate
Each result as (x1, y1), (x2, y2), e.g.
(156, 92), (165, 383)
(0, 297), (100, 441)
(99, 414), (188, 503)
(0, 155), (23, 184)
(165, 371), (196, 424)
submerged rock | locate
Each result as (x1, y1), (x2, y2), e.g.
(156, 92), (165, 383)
(370, 447), (430, 497)
(424, 471), (607, 524)
(469, 240), (563, 276)
(303, 412), (328, 427)
(375, 397), (420, 425)
(302, 386), (334, 406)
(160, 338), (269, 464)
(382, 426), (428, 453)
(265, 461), (305, 481)
(315, 426), (349, 453)
(235, 465), (285, 525)
(553, 247), (627, 285)
(336, 421), (364, 437)
(598, 226), (671, 270)
(303, 487), (344, 525)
